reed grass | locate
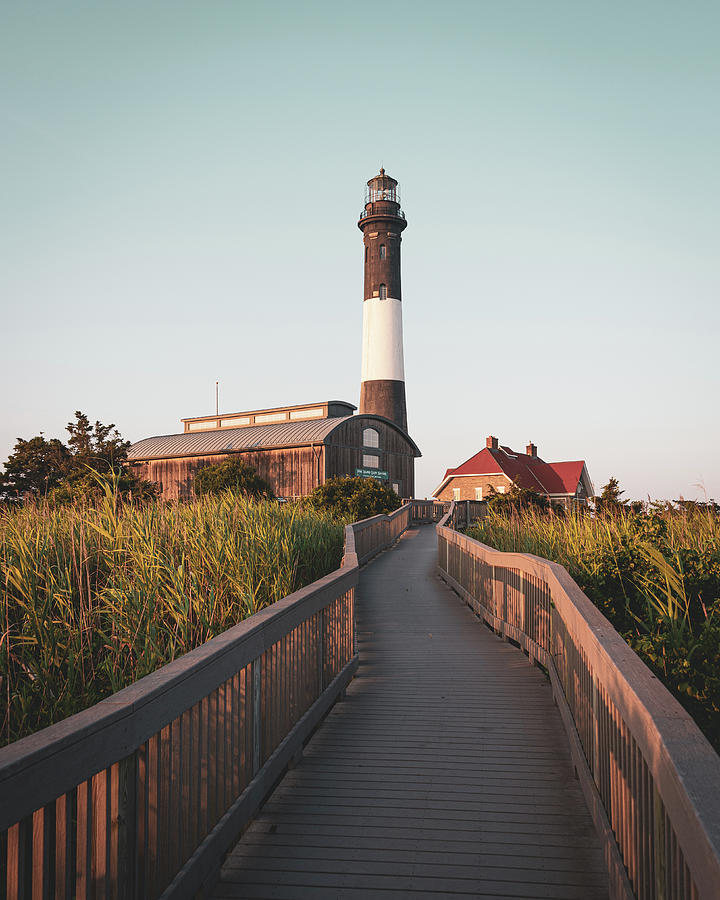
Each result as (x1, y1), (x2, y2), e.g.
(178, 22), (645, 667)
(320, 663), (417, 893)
(1, 485), (343, 746)
(467, 505), (720, 750)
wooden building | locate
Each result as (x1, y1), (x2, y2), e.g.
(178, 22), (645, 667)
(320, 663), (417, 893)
(434, 435), (594, 508)
(128, 400), (420, 500)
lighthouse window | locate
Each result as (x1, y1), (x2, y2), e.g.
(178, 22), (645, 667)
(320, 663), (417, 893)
(379, 283), (387, 300)
(363, 427), (379, 448)
(365, 246), (368, 262)
(379, 244), (386, 259)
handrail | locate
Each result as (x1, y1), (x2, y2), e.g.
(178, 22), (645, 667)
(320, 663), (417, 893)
(437, 504), (720, 900)
(0, 500), (439, 898)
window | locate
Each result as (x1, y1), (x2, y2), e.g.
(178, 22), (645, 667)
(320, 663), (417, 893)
(254, 412), (287, 424)
(475, 487), (483, 501)
(362, 427), (379, 448)
(365, 246), (368, 262)
(392, 482), (401, 496)
(379, 244), (386, 259)
(453, 488), (461, 501)
(220, 416), (251, 428)
(496, 485), (507, 494)
(290, 407), (323, 420)
(362, 454), (379, 469)
(379, 283), (387, 300)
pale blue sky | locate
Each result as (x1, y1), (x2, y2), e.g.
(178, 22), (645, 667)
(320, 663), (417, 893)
(1, 1), (718, 500)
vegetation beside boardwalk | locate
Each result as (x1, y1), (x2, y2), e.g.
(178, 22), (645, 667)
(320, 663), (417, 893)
(302, 475), (401, 521)
(466, 501), (720, 752)
(1, 486), (343, 747)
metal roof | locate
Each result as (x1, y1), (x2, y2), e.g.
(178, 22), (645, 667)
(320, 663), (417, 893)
(128, 417), (355, 461)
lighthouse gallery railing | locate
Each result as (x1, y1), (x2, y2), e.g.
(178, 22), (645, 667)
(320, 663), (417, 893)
(438, 503), (720, 900)
(0, 501), (442, 899)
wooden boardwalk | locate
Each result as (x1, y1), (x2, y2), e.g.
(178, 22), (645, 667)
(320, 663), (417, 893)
(213, 525), (608, 899)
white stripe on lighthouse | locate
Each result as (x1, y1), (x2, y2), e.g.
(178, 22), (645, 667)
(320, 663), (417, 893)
(361, 297), (405, 383)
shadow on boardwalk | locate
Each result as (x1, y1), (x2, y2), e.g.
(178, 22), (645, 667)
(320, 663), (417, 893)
(213, 525), (609, 899)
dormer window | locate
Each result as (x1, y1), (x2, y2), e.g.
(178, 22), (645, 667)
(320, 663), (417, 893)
(363, 427), (379, 448)
(379, 244), (386, 259)
(379, 283), (387, 300)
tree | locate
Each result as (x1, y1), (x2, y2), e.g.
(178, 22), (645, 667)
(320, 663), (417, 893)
(65, 411), (130, 472)
(595, 476), (628, 514)
(194, 458), (274, 498)
(0, 436), (71, 498)
(304, 476), (401, 521)
(0, 412), (156, 502)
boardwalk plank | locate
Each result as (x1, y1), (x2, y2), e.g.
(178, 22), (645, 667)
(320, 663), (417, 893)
(213, 525), (608, 899)
(221, 850), (607, 880)
(229, 844), (607, 876)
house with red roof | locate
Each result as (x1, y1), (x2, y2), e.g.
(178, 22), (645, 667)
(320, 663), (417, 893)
(433, 436), (594, 507)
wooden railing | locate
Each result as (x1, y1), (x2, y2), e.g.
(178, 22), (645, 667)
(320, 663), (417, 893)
(0, 501), (434, 899)
(446, 498), (486, 528)
(409, 499), (449, 524)
(438, 505), (720, 900)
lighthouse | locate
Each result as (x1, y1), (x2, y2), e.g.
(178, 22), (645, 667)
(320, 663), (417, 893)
(358, 169), (408, 433)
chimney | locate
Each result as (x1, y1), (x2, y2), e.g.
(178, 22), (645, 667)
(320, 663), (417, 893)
(486, 435), (498, 450)
(526, 442), (537, 457)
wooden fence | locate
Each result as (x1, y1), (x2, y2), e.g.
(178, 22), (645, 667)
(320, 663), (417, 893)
(447, 499), (486, 528)
(438, 505), (720, 900)
(409, 499), (449, 524)
(0, 501), (431, 899)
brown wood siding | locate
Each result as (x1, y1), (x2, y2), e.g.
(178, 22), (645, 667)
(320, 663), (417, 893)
(129, 446), (325, 500)
(129, 416), (416, 501)
(324, 418), (415, 498)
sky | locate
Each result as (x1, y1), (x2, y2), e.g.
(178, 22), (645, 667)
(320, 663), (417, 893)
(1, 1), (718, 501)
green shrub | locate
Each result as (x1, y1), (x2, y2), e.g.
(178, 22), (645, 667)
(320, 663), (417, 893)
(485, 484), (554, 514)
(195, 457), (273, 498)
(304, 475), (401, 521)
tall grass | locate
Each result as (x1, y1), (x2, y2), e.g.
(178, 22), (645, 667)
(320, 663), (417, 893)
(1, 486), (343, 746)
(466, 506), (720, 751)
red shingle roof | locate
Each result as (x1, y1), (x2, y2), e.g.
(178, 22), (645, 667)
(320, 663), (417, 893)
(436, 446), (587, 497)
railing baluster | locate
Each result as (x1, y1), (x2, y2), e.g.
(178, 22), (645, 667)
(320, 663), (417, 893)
(252, 657), (262, 777)
(76, 781), (90, 900)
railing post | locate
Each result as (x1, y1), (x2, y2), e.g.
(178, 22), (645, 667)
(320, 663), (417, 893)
(252, 658), (262, 776)
(592, 681), (600, 787)
(654, 787), (666, 900)
(117, 754), (137, 899)
(318, 608), (326, 693)
(351, 588), (357, 657)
